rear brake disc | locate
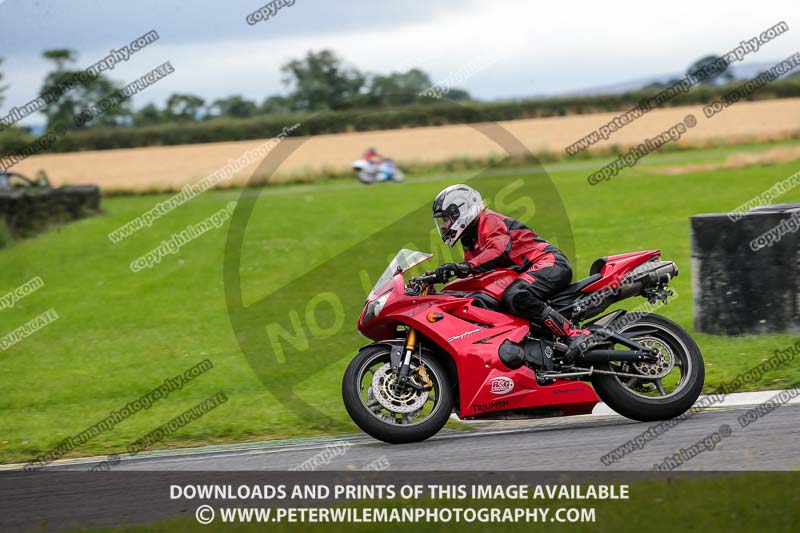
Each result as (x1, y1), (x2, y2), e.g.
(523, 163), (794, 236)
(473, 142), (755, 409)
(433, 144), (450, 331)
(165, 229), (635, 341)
(631, 336), (675, 379)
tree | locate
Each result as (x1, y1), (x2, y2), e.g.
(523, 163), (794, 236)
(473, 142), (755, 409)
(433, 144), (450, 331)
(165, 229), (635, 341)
(281, 49), (366, 111)
(260, 95), (293, 115)
(164, 93), (205, 121)
(445, 88), (471, 102)
(366, 67), (471, 105)
(39, 49), (80, 129)
(133, 102), (163, 126)
(42, 49), (74, 71)
(208, 95), (257, 118)
(367, 68), (433, 106)
(687, 55), (734, 85)
(39, 48), (131, 130)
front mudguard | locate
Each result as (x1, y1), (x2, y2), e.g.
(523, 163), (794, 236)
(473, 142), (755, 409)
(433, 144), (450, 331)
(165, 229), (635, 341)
(359, 339), (406, 371)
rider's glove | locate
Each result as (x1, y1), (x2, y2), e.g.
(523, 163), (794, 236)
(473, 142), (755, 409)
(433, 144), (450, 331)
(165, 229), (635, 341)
(435, 262), (472, 282)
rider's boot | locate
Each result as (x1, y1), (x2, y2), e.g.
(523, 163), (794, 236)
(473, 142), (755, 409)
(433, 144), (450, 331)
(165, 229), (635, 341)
(538, 305), (593, 364)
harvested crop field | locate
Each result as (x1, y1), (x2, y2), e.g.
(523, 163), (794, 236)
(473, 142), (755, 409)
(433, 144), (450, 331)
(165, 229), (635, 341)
(651, 144), (800, 174)
(12, 97), (800, 191)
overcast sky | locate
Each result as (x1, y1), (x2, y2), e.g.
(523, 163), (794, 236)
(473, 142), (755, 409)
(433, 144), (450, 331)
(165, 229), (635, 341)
(1, 0), (798, 126)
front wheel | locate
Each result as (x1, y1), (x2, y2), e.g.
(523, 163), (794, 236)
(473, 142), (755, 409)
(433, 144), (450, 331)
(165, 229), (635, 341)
(590, 313), (705, 422)
(356, 170), (376, 184)
(342, 344), (453, 444)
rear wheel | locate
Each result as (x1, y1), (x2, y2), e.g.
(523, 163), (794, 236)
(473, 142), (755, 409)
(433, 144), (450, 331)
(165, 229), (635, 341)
(342, 344), (453, 444)
(590, 313), (704, 421)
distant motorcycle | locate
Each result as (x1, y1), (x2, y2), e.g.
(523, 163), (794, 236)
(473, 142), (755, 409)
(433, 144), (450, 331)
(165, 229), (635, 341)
(352, 159), (405, 184)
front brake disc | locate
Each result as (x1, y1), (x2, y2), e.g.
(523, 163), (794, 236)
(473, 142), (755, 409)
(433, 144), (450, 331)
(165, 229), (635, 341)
(370, 363), (428, 413)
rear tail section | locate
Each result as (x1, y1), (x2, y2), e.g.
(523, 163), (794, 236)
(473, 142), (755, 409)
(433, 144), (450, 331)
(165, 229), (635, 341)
(558, 251), (679, 321)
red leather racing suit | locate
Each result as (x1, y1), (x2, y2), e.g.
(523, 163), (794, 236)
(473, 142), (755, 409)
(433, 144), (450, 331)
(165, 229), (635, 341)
(461, 209), (573, 321)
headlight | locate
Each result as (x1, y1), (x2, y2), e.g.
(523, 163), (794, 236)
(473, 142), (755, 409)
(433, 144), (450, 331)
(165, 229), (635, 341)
(363, 291), (391, 323)
(372, 291), (390, 316)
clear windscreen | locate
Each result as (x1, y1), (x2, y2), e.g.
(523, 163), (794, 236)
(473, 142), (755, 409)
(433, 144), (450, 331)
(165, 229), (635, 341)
(369, 249), (433, 298)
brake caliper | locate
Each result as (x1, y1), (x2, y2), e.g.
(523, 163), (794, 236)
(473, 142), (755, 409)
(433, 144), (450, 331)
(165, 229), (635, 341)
(417, 364), (433, 390)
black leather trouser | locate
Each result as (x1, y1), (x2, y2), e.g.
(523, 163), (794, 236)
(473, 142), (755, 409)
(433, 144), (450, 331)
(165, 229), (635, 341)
(501, 255), (572, 322)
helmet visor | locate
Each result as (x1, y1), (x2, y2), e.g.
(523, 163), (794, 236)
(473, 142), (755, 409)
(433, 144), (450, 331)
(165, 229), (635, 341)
(433, 214), (455, 240)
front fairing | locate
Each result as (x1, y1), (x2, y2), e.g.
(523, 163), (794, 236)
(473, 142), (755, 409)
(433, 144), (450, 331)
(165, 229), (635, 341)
(359, 249), (434, 333)
(358, 274), (405, 339)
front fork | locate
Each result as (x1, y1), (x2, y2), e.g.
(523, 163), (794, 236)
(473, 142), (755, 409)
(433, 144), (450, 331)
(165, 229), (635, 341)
(396, 328), (417, 385)
(395, 327), (433, 391)
(395, 283), (433, 391)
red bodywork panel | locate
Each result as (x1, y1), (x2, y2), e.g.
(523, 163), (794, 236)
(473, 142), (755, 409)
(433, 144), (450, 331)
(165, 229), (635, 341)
(582, 250), (661, 292)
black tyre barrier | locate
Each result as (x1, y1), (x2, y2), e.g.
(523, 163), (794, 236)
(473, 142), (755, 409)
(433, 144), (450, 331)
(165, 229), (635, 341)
(0, 185), (100, 245)
(691, 203), (800, 335)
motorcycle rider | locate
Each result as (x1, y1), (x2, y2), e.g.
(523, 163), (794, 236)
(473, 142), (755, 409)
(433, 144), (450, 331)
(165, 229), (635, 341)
(364, 147), (383, 165)
(432, 183), (591, 362)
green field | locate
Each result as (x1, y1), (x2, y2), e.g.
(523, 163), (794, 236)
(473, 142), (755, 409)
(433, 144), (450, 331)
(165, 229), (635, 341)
(1, 142), (799, 464)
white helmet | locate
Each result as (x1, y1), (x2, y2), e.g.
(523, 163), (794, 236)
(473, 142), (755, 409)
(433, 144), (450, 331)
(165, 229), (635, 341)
(432, 184), (485, 247)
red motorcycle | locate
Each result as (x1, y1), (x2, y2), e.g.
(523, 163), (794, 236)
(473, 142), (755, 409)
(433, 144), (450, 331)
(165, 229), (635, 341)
(342, 249), (704, 444)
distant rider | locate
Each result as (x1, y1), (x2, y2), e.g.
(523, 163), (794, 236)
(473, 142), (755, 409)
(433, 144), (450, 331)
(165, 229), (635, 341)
(364, 147), (383, 166)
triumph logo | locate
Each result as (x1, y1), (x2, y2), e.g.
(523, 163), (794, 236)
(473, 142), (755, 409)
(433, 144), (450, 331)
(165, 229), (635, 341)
(472, 399), (509, 412)
(489, 376), (514, 395)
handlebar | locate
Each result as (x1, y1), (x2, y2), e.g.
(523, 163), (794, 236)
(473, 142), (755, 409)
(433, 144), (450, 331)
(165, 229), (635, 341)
(411, 272), (440, 284)
(405, 272), (440, 295)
